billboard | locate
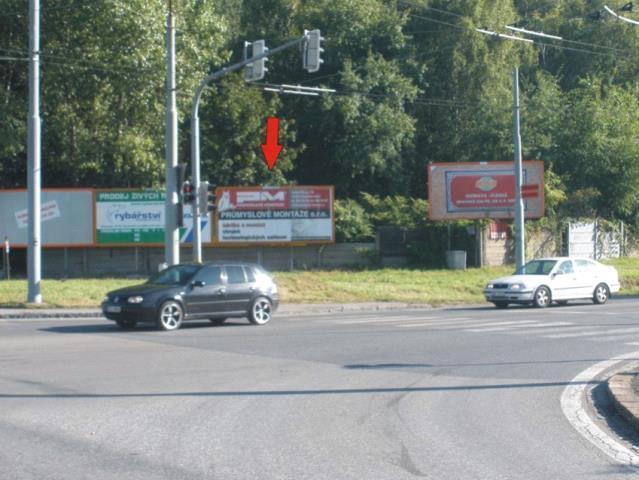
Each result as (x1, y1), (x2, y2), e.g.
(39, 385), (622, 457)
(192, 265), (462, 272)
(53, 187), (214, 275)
(95, 190), (211, 245)
(428, 161), (544, 220)
(0, 189), (94, 247)
(215, 186), (334, 244)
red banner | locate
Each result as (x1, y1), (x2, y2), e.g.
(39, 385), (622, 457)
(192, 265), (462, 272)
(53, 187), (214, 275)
(450, 175), (515, 209)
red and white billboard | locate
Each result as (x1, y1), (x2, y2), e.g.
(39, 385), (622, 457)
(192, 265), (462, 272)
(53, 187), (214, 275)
(428, 161), (544, 220)
(215, 186), (334, 244)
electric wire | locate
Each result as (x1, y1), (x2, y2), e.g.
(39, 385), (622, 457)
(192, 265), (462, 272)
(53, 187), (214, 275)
(408, 12), (634, 59)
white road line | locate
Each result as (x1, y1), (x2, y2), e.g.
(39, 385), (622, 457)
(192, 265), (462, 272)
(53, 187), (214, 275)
(426, 318), (517, 328)
(397, 323), (450, 328)
(467, 321), (573, 333)
(561, 352), (639, 470)
(336, 316), (440, 324)
(545, 327), (639, 339)
(552, 310), (592, 315)
(401, 320), (539, 330)
(454, 320), (539, 329)
(508, 325), (582, 335)
(591, 334), (639, 343)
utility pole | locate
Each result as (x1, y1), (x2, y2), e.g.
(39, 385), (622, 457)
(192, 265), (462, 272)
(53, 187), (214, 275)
(164, 0), (179, 266)
(512, 68), (525, 270)
(27, 0), (42, 303)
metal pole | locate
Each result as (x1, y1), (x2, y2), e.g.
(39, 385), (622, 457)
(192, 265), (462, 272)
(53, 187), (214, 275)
(3, 237), (10, 280)
(164, 0), (179, 265)
(512, 68), (525, 270)
(191, 97), (202, 263)
(27, 0), (42, 303)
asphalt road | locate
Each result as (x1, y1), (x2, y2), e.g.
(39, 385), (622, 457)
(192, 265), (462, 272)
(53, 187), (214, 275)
(2, 299), (639, 479)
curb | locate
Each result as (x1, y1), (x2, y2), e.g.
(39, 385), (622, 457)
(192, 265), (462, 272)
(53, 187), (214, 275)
(607, 370), (639, 431)
(0, 302), (436, 320)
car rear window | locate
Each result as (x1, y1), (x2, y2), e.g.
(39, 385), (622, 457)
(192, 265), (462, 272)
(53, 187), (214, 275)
(226, 266), (246, 284)
(244, 266), (256, 283)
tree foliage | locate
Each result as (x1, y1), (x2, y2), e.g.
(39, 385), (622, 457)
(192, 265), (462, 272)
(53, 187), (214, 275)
(2, 0), (639, 227)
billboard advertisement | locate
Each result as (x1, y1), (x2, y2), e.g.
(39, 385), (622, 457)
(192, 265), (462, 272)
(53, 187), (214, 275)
(215, 186), (334, 244)
(428, 161), (544, 220)
(0, 189), (94, 247)
(95, 190), (211, 245)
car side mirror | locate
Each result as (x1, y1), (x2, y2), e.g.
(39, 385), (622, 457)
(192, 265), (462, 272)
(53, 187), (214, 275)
(191, 280), (206, 288)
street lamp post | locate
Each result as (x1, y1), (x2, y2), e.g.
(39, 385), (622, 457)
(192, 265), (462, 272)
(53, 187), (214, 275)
(27, 0), (42, 303)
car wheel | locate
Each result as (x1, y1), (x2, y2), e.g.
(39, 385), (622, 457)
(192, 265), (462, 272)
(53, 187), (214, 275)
(248, 297), (272, 325)
(493, 302), (509, 309)
(533, 286), (551, 308)
(210, 317), (227, 325)
(593, 283), (610, 305)
(115, 319), (137, 329)
(157, 300), (184, 331)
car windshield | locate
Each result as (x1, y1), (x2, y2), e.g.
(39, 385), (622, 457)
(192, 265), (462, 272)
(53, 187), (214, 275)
(146, 265), (201, 286)
(515, 260), (557, 275)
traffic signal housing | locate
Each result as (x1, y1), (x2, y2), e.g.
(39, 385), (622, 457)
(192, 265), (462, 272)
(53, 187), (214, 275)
(198, 181), (217, 213)
(244, 40), (268, 82)
(182, 180), (195, 205)
(303, 29), (324, 73)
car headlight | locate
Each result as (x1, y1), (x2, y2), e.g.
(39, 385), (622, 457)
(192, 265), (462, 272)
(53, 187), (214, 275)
(102, 296), (109, 303)
(127, 296), (144, 304)
(485, 283), (494, 289)
(509, 283), (526, 290)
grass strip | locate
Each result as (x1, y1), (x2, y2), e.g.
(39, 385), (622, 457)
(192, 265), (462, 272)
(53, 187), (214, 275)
(0, 259), (636, 309)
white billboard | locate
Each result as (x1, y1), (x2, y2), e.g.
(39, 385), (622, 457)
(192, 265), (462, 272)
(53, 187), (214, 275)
(0, 189), (94, 247)
(215, 186), (335, 245)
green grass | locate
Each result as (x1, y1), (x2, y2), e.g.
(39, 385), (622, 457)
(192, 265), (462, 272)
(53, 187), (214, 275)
(1, 258), (638, 308)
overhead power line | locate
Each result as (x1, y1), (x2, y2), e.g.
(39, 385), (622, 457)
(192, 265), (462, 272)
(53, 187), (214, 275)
(604, 5), (639, 25)
(407, 10), (634, 59)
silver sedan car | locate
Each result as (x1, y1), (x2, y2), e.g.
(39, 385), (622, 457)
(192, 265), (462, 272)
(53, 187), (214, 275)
(484, 257), (621, 308)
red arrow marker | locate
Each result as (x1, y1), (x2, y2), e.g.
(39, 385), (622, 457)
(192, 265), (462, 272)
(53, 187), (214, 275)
(261, 116), (283, 171)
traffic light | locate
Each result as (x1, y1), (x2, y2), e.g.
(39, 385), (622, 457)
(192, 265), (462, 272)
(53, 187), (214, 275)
(303, 29), (324, 73)
(176, 163), (188, 227)
(244, 40), (268, 82)
(198, 181), (217, 213)
(182, 180), (195, 205)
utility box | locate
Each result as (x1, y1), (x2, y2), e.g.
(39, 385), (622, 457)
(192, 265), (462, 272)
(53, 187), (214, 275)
(445, 250), (466, 270)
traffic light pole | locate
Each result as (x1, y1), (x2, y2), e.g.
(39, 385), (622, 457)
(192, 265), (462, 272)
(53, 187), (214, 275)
(190, 34), (310, 263)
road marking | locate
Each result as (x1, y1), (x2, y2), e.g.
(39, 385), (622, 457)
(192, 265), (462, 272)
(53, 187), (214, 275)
(592, 334), (639, 343)
(337, 316), (439, 324)
(545, 327), (639, 339)
(561, 351), (639, 470)
(553, 310), (592, 315)
(459, 320), (539, 330)
(467, 321), (572, 332)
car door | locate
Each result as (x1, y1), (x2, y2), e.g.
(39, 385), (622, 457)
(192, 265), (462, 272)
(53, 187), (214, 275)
(182, 265), (225, 317)
(222, 265), (253, 314)
(550, 260), (579, 299)
(575, 259), (602, 297)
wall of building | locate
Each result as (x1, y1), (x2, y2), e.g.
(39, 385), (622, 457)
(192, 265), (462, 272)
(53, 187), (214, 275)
(33, 243), (375, 278)
(483, 226), (558, 267)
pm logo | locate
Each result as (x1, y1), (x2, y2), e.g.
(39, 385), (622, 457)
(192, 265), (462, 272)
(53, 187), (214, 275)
(236, 191), (286, 204)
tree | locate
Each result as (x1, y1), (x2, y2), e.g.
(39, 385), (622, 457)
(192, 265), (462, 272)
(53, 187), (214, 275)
(554, 79), (639, 221)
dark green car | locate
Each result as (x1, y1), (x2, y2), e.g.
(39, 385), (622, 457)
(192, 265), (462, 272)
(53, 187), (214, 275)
(102, 262), (279, 331)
